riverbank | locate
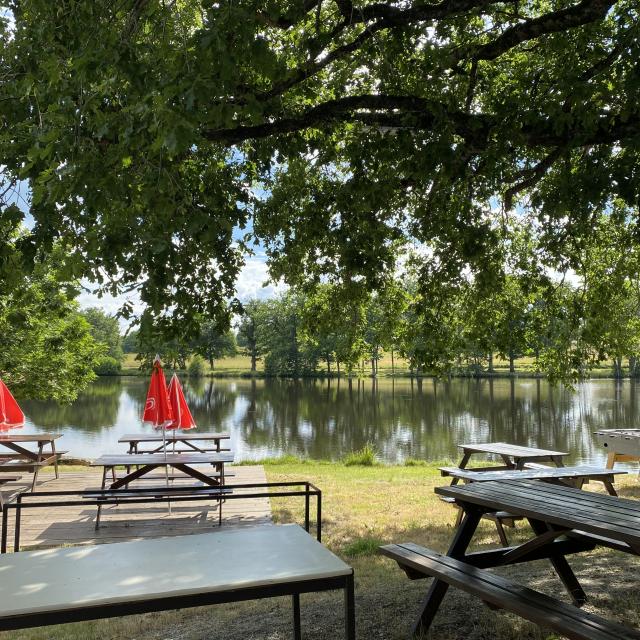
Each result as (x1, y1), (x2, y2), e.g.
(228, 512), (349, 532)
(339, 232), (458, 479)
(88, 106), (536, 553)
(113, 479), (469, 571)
(4, 459), (639, 640)
(118, 352), (628, 381)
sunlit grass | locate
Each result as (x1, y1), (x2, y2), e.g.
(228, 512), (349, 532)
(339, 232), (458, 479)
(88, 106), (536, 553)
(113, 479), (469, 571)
(4, 462), (640, 639)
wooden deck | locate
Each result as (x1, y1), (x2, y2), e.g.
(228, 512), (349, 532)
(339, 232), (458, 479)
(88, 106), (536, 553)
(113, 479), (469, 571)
(1, 465), (272, 550)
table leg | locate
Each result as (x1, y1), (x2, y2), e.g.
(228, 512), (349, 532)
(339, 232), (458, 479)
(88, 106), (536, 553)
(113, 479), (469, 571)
(173, 463), (222, 487)
(451, 452), (472, 485)
(108, 465), (154, 490)
(344, 572), (356, 640)
(602, 478), (618, 496)
(50, 440), (59, 479)
(292, 593), (301, 640)
(528, 519), (586, 606)
(411, 507), (483, 635)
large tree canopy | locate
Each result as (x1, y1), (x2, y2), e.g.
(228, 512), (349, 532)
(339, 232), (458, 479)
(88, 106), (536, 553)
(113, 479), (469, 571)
(1, 0), (639, 337)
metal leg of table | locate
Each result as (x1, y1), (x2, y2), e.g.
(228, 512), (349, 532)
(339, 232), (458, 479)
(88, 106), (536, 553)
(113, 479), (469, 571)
(412, 507), (483, 636)
(528, 518), (586, 606)
(344, 572), (356, 640)
(292, 594), (301, 640)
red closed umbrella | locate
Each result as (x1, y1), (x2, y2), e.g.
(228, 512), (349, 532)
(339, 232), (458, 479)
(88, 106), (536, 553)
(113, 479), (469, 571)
(0, 379), (24, 432)
(142, 356), (174, 430)
(142, 356), (174, 499)
(167, 374), (196, 431)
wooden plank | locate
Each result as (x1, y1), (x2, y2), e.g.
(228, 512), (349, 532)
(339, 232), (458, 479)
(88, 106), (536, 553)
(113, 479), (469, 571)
(381, 544), (640, 640)
(459, 442), (568, 458)
(0, 435), (62, 443)
(119, 432), (230, 442)
(437, 481), (640, 546)
(92, 453), (233, 465)
(3, 466), (272, 550)
(440, 466), (625, 482)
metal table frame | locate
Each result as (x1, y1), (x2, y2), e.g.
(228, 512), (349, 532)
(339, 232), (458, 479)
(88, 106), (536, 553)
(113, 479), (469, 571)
(2, 481), (322, 552)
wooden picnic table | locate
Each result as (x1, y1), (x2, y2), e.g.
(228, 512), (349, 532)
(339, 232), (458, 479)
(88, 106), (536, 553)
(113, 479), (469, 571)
(0, 434), (64, 490)
(383, 479), (640, 638)
(119, 432), (231, 454)
(456, 441), (568, 472)
(444, 442), (570, 543)
(91, 452), (234, 490)
(0, 524), (355, 638)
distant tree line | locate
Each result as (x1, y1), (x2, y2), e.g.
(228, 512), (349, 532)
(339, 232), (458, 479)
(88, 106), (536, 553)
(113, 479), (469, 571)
(87, 211), (640, 383)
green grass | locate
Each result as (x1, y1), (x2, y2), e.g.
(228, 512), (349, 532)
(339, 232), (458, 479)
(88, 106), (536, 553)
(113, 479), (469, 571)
(343, 443), (379, 466)
(4, 461), (640, 639)
(119, 351), (629, 379)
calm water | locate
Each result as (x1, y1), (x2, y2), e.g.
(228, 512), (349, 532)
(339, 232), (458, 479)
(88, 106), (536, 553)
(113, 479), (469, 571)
(15, 377), (640, 464)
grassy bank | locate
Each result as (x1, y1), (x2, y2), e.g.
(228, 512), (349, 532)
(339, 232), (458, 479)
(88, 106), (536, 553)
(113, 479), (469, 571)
(120, 352), (624, 380)
(4, 460), (640, 639)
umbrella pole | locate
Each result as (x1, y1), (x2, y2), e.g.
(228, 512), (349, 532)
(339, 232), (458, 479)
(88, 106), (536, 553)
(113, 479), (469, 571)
(163, 426), (171, 515)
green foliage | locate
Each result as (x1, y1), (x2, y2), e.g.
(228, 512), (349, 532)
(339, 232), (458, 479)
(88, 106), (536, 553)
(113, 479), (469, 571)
(0, 242), (103, 401)
(187, 354), (207, 378)
(121, 330), (140, 354)
(191, 323), (236, 370)
(81, 308), (124, 373)
(93, 356), (122, 376)
(237, 300), (268, 372)
(343, 443), (378, 467)
(1, 0), (637, 366)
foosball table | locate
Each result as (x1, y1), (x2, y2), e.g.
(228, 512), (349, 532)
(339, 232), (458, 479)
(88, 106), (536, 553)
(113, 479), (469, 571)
(594, 429), (640, 468)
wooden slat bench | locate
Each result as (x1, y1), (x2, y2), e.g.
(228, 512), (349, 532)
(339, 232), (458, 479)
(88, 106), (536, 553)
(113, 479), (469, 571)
(380, 544), (640, 640)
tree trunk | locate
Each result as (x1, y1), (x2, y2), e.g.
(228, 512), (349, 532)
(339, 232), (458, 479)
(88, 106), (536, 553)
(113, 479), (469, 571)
(336, 361), (341, 377)
(488, 352), (494, 373)
(209, 356), (214, 370)
(251, 352), (257, 372)
(391, 348), (395, 375)
(326, 358), (331, 376)
(630, 356), (637, 379)
(614, 357), (623, 379)
(509, 351), (515, 374)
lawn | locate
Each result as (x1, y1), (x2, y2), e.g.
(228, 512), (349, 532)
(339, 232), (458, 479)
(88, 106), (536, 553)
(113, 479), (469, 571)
(3, 460), (640, 639)
(120, 351), (622, 379)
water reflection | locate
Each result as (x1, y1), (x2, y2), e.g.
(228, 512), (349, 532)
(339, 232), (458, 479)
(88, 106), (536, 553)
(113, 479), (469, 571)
(19, 377), (640, 464)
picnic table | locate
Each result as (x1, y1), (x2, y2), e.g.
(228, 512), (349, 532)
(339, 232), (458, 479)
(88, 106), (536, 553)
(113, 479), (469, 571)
(91, 452), (234, 490)
(443, 442), (570, 543)
(0, 524), (355, 638)
(119, 432), (231, 454)
(0, 434), (64, 490)
(455, 441), (568, 473)
(382, 480), (640, 639)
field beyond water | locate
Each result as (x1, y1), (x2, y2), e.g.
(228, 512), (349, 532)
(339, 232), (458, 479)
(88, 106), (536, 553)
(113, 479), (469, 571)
(3, 459), (640, 640)
(121, 352), (623, 379)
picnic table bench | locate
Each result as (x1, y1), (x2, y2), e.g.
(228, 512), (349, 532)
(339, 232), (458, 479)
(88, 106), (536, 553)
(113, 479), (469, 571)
(119, 432), (231, 454)
(382, 479), (640, 638)
(0, 524), (355, 639)
(0, 434), (64, 490)
(91, 452), (234, 490)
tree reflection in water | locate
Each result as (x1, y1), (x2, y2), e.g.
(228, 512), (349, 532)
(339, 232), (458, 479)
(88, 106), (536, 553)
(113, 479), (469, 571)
(21, 377), (640, 463)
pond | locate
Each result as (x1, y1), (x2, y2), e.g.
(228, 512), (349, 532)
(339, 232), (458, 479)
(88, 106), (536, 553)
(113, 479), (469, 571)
(16, 376), (640, 464)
